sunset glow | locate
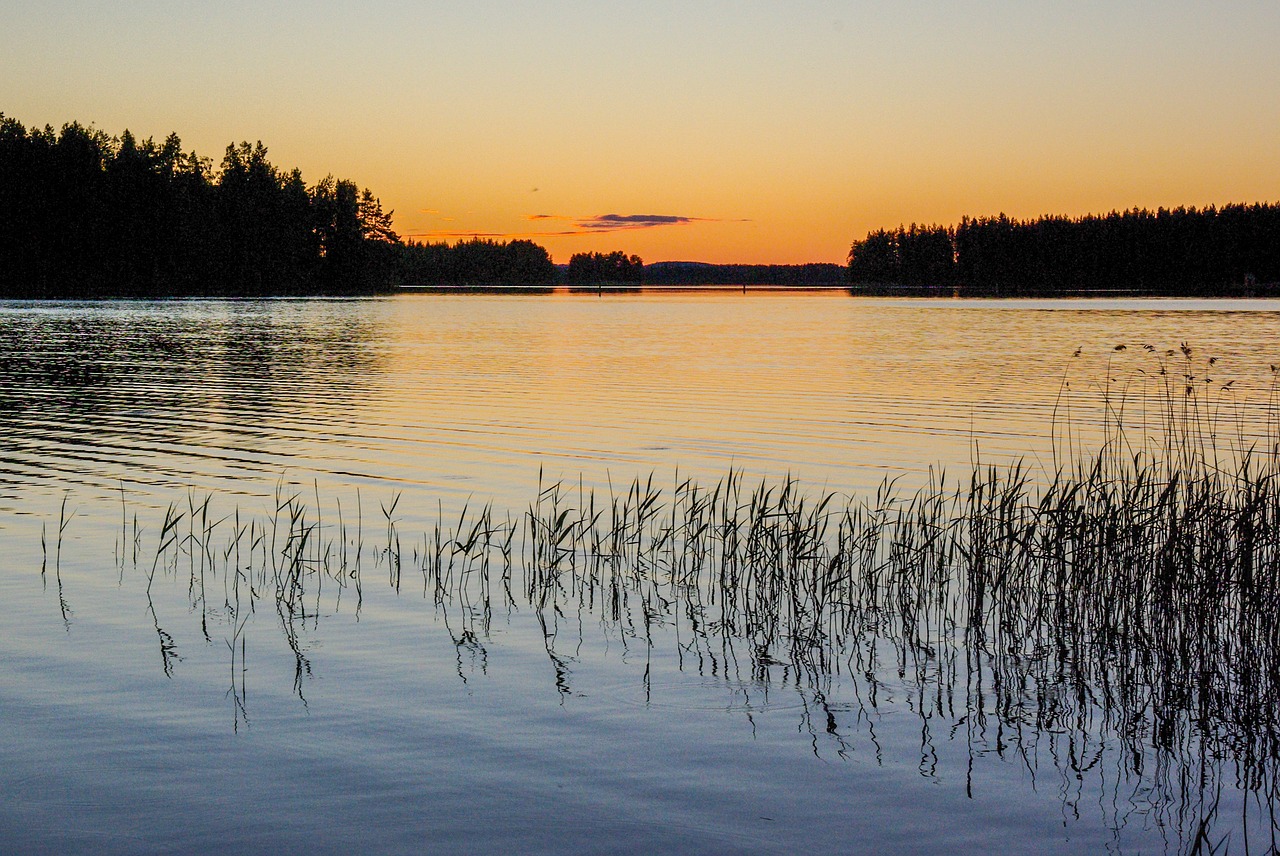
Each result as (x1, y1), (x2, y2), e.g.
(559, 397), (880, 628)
(3, 2), (1279, 263)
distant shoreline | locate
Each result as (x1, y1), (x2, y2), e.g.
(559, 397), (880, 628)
(397, 283), (849, 294)
(6, 285), (1280, 301)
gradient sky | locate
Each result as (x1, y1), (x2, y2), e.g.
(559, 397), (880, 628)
(3, 1), (1279, 264)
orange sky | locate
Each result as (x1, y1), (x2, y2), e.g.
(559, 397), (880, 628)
(3, 2), (1279, 264)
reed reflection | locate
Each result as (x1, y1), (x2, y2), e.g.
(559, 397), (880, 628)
(41, 357), (1280, 852)
(52, 432), (1280, 853)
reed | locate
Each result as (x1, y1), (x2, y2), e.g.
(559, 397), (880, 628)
(42, 352), (1280, 852)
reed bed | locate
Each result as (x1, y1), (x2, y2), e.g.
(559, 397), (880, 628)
(52, 350), (1280, 853)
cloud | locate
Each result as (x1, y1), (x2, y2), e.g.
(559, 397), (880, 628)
(575, 214), (698, 231)
(526, 212), (706, 231)
(527, 212), (714, 234)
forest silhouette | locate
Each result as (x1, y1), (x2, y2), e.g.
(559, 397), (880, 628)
(7, 114), (1280, 297)
(0, 114), (404, 297)
(565, 250), (644, 285)
(398, 238), (559, 287)
(0, 115), (574, 296)
(848, 206), (1280, 295)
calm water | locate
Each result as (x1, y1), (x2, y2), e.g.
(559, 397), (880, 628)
(3, 294), (1280, 854)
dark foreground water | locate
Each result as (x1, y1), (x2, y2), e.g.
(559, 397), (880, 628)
(3, 294), (1280, 854)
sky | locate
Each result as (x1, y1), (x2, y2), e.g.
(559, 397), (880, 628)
(3, 1), (1279, 264)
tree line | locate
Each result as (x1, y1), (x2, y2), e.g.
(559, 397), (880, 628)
(0, 114), (403, 297)
(847, 205), (1280, 295)
(398, 238), (558, 286)
(396, 248), (645, 288)
(564, 251), (644, 284)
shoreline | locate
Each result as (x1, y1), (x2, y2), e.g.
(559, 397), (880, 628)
(4, 284), (1280, 300)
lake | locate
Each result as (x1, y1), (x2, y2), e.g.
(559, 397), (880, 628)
(3, 293), (1280, 854)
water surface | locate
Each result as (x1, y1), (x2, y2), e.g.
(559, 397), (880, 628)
(3, 294), (1279, 854)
